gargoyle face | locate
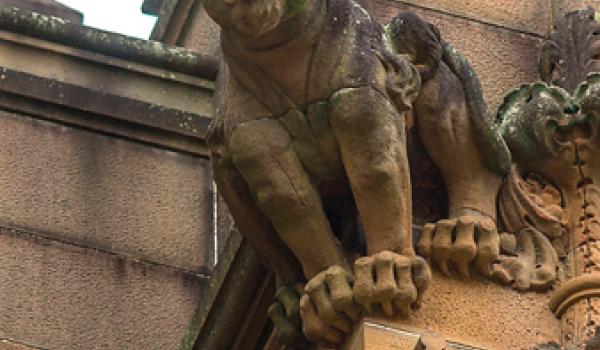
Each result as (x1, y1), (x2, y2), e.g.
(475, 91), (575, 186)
(497, 75), (600, 250)
(204, 0), (291, 37)
(229, 0), (286, 37)
(498, 82), (578, 166)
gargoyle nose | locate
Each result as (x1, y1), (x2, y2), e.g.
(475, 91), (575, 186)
(563, 104), (580, 115)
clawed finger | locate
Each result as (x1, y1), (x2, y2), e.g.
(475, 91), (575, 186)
(354, 256), (375, 313)
(474, 217), (500, 277)
(452, 216), (477, 276)
(276, 286), (301, 326)
(300, 294), (345, 347)
(417, 224), (435, 260)
(394, 255), (417, 315)
(269, 302), (301, 343)
(411, 256), (431, 306)
(432, 219), (454, 276)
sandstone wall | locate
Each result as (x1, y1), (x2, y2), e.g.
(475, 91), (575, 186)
(0, 11), (217, 350)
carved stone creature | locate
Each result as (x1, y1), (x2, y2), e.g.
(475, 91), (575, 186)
(388, 13), (511, 277)
(203, 0), (507, 347)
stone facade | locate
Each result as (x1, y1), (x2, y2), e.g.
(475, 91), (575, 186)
(2, 0), (600, 349)
(0, 4), (219, 350)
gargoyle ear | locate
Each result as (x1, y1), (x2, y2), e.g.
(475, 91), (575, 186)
(539, 41), (559, 85)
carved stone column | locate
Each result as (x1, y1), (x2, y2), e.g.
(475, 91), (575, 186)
(548, 155), (600, 347)
(536, 8), (600, 349)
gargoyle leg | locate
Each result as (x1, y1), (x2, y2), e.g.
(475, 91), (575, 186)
(329, 86), (413, 256)
(228, 118), (349, 279)
(212, 155), (303, 287)
(416, 70), (502, 220)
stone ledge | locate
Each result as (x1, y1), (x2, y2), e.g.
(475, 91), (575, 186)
(343, 320), (486, 350)
(0, 6), (217, 80)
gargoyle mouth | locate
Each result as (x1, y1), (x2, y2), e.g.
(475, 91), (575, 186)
(553, 118), (593, 144)
(230, 0), (285, 37)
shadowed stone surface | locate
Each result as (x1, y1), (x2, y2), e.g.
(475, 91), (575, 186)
(0, 227), (206, 350)
(0, 111), (214, 272)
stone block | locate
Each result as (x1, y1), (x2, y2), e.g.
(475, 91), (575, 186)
(386, 0), (551, 35)
(377, 271), (560, 349)
(0, 227), (205, 350)
(0, 111), (214, 272)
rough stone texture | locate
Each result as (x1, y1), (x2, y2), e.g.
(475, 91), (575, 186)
(393, 0), (551, 35)
(0, 7), (218, 81)
(381, 271), (561, 349)
(371, 0), (543, 113)
(0, 339), (44, 350)
(0, 227), (205, 350)
(0, 0), (82, 23)
(0, 110), (214, 272)
(179, 6), (221, 64)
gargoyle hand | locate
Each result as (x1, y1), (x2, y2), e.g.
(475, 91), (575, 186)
(299, 266), (361, 348)
(353, 251), (431, 317)
(492, 227), (558, 291)
(417, 215), (500, 277)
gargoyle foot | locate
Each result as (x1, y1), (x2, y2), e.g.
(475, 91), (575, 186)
(353, 251), (431, 317)
(299, 266), (361, 348)
(417, 215), (500, 277)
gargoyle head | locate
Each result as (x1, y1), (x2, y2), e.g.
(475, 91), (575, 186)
(386, 12), (442, 82)
(204, 0), (306, 37)
(497, 75), (600, 165)
(497, 74), (600, 251)
(497, 82), (578, 166)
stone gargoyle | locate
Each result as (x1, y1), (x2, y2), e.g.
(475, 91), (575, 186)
(202, 0), (510, 347)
